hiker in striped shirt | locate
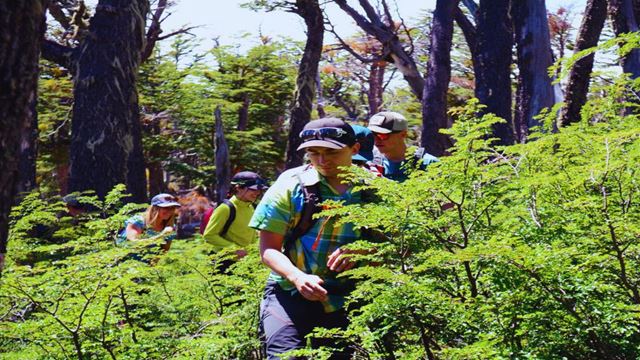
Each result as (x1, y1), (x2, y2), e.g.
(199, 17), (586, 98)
(250, 117), (364, 359)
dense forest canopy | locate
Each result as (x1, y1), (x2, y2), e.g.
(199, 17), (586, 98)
(2, 0), (640, 359)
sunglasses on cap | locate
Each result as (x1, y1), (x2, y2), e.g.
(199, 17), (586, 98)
(299, 127), (353, 142)
(373, 131), (401, 141)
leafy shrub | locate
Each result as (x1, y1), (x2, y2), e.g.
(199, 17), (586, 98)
(1, 186), (268, 359)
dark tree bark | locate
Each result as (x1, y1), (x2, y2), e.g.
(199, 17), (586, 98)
(334, 0), (425, 99)
(42, 0), (178, 202)
(0, 1), (46, 269)
(368, 62), (385, 115)
(214, 107), (231, 204)
(65, 0), (149, 202)
(146, 119), (165, 196)
(284, 0), (324, 169)
(237, 94), (250, 131)
(609, 0), (640, 78)
(316, 71), (327, 118)
(511, 0), (556, 141)
(17, 94), (39, 198)
(421, 0), (459, 156)
(559, 0), (607, 127)
(475, 0), (514, 145)
(147, 161), (165, 196)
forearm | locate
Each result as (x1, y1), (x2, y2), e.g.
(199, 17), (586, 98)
(261, 247), (306, 282)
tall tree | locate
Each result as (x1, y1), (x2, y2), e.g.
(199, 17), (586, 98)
(475, 0), (514, 145)
(559, 0), (607, 127)
(284, 0), (324, 169)
(0, 1), (46, 271)
(41, 0), (184, 201)
(16, 97), (39, 197)
(421, 0), (459, 156)
(609, 0), (640, 78)
(41, 1), (148, 201)
(333, 0), (425, 99)
(511, 0), (556, 141)
(214, 107), (230, 204)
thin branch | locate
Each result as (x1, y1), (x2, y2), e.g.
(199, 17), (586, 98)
(118, 286), (138, 343)
(74, 276), (106, 333)
(325, 19), (379, 63)
(156, 25), (199, 41)
(358, 0), (385, 27)
(47, 2), (71, 29)
(454, 6), (477, 52)
(460, 0), (479, 21)
(142, 0), (168, 61)
(41, 39), (76, 70)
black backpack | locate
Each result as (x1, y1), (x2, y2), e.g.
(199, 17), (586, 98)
(199, 199), (236, 237)
(283, 172), (383, 246)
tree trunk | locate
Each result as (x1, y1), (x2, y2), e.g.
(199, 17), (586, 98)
(17, 93), (39, 198)
(237, 93), (250, 131)
(147, 161), (165, 196)
(368, 62), (385, 115)
(316, 71), (326, 118)
(68, 0), (149, 202)
(421, 0), (459, 156)
(0, 0), (46, 266)
(475, 0), (515, 145)
(609, 0), (640, 78)
(559, 0), (607, 127)
(284, 0), (324, 169)
(214, 107), (231, 204)
(511, 0), (556, 141)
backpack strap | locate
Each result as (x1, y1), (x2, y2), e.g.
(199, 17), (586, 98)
(285, 173), (322, 244)
(220, 199), (236, 237)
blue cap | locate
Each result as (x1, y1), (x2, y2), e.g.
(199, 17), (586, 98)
(231, 171), (269, 190)
(151, 193), (181, 208)
(351, 124), (374, 162)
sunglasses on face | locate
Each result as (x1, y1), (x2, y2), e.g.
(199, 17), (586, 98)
(373, 131), (401, 141)
(299, 127), (353, 143)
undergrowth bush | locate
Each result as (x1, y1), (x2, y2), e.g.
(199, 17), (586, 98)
(1, 185), (268, 359)
(2, 79), (640, 359)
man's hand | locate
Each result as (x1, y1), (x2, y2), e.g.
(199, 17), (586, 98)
(327, 247), (356, 273)
(291, 273), (328, 302)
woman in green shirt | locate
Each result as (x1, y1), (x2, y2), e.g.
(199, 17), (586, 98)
(203, 171), (268, 259)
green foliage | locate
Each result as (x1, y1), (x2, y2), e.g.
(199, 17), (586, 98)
(18, 25), (640, 360)
(36, 60), (74, 195)
(1, 186), (268, 359)
(136, 37), (297, 189)
(313, 88), (640, 358)
(551, 31), (640, 81)
(207, 42), (297, 177)
(12, 76), (640, 357)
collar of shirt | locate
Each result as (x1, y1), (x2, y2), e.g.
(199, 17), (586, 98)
(296, 164), (359, 196)
(230, 195), (254, 208)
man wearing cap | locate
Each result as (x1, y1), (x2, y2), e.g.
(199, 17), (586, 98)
(351, 124), (383, 177)
(250, 117), (362, 359)
(368, 111), (438, 182)
(202, 171), (268, 259)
